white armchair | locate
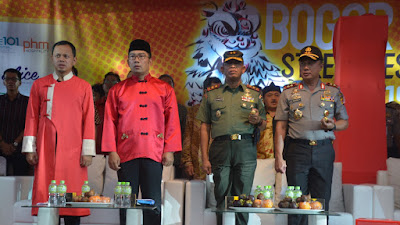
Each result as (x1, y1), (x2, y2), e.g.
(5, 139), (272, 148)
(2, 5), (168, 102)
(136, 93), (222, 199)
(375, 157), (400, 220)
(184, 159), (373, 225)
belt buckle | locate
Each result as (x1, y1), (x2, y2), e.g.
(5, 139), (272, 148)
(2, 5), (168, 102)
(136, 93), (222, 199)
(231, 134), (241, 141)
(309, 140), (317, 146)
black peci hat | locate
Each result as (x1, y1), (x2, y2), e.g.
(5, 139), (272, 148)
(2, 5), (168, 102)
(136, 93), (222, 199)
(128, 39), (151, 57)
(262, 82), (281, 96)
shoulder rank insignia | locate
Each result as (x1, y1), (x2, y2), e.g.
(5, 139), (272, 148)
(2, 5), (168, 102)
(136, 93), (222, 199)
(206, 84), (221, 92)
(283, 83), (298, 90)
(246, 84), (260, 92)
(326, 82), (339, 89)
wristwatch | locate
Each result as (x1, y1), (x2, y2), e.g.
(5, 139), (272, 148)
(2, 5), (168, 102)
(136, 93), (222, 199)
(328, 124), (336, 131)
(13, 141), (18, 147)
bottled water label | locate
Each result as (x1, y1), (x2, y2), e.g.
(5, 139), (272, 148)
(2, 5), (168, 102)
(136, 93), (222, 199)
(57, 186), (66, 194)
(49, 185), (57, 193)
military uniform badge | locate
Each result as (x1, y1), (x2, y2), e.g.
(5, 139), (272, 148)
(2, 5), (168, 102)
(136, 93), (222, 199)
(294, 108), (303, 120)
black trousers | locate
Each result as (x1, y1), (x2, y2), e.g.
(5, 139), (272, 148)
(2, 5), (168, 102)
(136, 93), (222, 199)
(117, 158), (162, 225)
(59, 216), (80, 225)
(6, 153), (31, 175)
(284, 139), (335, 225)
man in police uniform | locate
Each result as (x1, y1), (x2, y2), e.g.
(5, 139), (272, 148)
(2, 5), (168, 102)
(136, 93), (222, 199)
(274, 46), (349, 225)
(196, 50), (266, 225)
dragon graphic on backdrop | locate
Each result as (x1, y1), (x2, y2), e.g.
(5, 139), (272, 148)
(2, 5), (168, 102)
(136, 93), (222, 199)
(185, 0), (288, 106)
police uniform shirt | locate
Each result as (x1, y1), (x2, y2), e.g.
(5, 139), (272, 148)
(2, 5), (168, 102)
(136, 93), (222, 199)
(275, 80), (348, 140)
(196, 83), (266, 139)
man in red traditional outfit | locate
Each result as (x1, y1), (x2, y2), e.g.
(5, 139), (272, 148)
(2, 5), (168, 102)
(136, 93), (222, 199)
(102, 39), (182, 225)
(22, 41), (95, 225)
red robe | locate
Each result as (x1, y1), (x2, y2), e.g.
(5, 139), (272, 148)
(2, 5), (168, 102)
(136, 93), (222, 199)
(102, 74), (181, 162)
(22, 73), (95, 216)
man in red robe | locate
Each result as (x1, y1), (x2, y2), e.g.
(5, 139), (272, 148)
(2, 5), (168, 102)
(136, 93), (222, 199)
(22, 41), (95, 225)
(102, 39), (182, 225)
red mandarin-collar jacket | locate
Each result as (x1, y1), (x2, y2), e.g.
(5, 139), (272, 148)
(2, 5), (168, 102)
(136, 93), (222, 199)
(102, 74), (182, 163)
(22, 73), (95, 216)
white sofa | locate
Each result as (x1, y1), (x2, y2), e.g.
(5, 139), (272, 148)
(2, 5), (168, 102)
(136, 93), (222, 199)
(184, 159), (374, 225)
(0, 166), (185, 225)
(376, 157), (400, 220)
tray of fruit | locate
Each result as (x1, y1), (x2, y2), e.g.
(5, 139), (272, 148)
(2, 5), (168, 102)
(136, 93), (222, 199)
(67, 189), (112, 207)
(276, 195), (324, 214)
(227, 194), (275, 212)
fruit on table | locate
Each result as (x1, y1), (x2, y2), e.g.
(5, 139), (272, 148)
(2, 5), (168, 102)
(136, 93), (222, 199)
(244, 200), (253, 207)
(85, 189), (96, 197)
(283, 196), (292, 202)
(289, 202), (297, 209)
(256, 193), (265, 200)
(253, 199), (262, 208)
(296, 195), (309, 203)
(89, 195), (101, 202)
(278, 201), (290, 208)
(299, 201), (311, 210)
(239, 194), (247, 200)
(310, 201), (322, 210)
(262, 199), (273, 208)
(233, 200), (242, 207)
(247, 195), (255, 202)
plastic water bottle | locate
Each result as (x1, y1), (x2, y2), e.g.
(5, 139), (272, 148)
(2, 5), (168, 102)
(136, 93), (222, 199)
(285, 186), (295, 199)
(123, 182), (132, 208)
(48, 180), (58, 206)
(81, 180), (90, 196)
(114, 182), (122, 207)
(57, 180), (67, 206)
(254, 185), (262, 197)
(263, 185), (274, 200)
(294, 186), (302, 199)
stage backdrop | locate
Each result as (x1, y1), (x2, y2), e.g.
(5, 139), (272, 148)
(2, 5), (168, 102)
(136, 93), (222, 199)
(0, 0), (397, 183)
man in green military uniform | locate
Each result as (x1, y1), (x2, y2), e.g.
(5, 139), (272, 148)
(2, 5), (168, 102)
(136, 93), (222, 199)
(196, 50), (267, 225)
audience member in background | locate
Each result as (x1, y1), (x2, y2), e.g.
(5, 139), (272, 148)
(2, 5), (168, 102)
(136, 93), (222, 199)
(197, 51), (266, 225)
(102, 39), (181, 225)
(102, 72), (120, 96)
(257, 82), (281, 159)
(92, 83), (105, 103)
(181, 77), (221, 180)
(159, 74), (187, 178)
(22, 40), (95, 225)
(88, 73), (119, 196)
(386, 101), (400, 158)
(0, 68), (31, 175)
(275, 46), (349, 225)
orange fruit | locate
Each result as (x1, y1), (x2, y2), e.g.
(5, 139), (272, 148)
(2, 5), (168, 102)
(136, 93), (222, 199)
(100, 196), (111, 203)
(299, 201), (311, 210)
(89, 195), (101, 202)
(253, 199), (262, 208)
(310, 201), (322, 210)
(262, 199), (274, 208)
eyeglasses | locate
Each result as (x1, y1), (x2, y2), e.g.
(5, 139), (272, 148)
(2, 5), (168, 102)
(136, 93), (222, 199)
(4, 77), (19, 82)
(128, 54), (148, 61)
